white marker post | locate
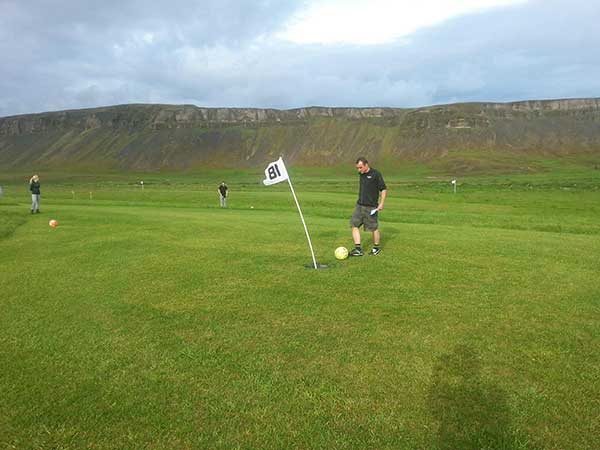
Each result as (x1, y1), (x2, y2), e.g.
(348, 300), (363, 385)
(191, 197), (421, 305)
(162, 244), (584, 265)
(141, 181), (144, 191)
(263, 157), (319, 269)
(451, 179), (457, 194)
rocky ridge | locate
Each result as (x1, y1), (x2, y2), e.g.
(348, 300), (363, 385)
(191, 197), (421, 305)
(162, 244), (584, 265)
(1, 98), (599, 170)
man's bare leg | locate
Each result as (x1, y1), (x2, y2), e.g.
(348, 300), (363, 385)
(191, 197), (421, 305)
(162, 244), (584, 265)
(352, 227), (361, 245)
(373, 229), (380, 246)
(370, 229), (381, 255)
(349, 227), (364, 256)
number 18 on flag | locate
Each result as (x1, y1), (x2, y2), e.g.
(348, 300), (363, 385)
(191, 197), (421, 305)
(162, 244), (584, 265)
(263, 157), (289, 186)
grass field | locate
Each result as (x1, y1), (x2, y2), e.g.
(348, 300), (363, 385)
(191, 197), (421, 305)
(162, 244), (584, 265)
(1, 166), (599, 450)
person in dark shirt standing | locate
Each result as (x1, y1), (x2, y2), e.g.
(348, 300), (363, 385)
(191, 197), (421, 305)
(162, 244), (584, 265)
(349, 157), (387, 256)
(29, 174), (41, 214)
(218, 181), (229, 208)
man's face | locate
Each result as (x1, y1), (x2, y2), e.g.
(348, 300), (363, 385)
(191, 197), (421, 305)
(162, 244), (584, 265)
(356, 161), (369, 174)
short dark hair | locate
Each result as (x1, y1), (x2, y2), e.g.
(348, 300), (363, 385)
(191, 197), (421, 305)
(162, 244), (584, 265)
(355, 157), (368, 165)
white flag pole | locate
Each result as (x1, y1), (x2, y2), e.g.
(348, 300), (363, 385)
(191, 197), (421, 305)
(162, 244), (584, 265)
(263, 157), (319, 269)
(286, 176), (318, 270)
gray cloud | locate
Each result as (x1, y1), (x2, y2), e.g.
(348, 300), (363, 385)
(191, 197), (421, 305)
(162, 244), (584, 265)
(1, 0), (599, 116)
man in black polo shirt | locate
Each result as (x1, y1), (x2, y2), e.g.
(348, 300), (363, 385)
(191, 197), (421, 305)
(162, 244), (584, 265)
(349, 157), (387, 256)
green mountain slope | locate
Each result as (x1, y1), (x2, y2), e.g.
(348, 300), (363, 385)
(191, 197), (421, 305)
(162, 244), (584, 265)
(1, 99), (599, 171)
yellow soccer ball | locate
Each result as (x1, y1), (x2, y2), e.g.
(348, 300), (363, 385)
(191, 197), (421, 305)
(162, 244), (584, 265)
(334, 246), (348, 260)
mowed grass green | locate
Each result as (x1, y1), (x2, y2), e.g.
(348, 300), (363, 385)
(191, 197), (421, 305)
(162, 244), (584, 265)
(0, 170), (599, 450)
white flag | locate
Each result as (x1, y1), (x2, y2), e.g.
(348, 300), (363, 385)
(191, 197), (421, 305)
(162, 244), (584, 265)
(263, 157), (289, 186)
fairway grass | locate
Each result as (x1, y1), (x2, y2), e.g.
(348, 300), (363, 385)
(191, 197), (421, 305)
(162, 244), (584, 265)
(1, 171), (599, 449)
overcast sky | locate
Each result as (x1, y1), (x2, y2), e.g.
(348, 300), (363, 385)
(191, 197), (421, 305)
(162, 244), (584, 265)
(1, 0), (599, 117)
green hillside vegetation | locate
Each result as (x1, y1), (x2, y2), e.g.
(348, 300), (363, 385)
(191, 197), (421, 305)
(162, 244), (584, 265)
(2, 99), (600, 172)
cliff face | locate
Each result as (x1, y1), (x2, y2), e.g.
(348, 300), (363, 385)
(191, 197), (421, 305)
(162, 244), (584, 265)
(1, 99), (599, 170)
(0, 105), (408, 135)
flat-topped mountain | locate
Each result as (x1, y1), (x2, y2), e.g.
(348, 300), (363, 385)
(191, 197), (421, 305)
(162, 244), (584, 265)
(1, 98), (599, 170)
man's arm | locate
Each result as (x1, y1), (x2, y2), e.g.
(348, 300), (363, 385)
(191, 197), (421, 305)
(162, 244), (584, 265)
(377, 189), (387, 211)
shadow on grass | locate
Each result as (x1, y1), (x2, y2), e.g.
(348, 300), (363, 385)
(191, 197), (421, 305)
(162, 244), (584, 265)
(428, 344), (536, 450)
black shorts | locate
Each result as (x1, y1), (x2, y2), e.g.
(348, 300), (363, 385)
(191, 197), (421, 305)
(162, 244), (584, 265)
(350, 204), (379, 231)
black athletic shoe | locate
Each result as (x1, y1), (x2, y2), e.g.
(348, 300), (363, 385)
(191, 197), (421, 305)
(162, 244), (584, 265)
(369, 247), (381, 256)
(349, 247), (364, 257)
